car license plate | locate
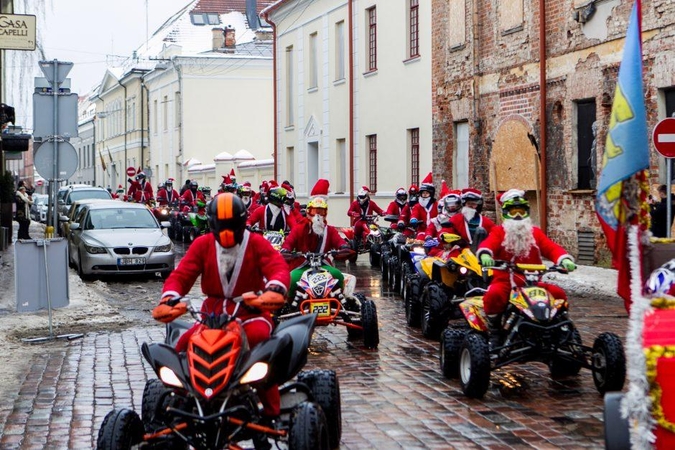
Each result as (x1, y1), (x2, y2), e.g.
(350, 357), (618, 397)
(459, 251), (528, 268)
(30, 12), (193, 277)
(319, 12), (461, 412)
(118, 257), (146, 266)
(310, 301), (331, 317)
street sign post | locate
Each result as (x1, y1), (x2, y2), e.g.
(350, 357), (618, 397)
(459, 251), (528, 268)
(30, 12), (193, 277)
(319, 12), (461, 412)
(126, 166), (136, 178)
(653, 118), (675, 158)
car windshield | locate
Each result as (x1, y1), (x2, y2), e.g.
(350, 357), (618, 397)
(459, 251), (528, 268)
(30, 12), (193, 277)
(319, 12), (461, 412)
(85, 208), (158, 230)
(70, 190), (112, 202)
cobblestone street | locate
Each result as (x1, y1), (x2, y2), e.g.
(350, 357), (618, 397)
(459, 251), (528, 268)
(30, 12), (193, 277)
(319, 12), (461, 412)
(0, 257), (628, 449)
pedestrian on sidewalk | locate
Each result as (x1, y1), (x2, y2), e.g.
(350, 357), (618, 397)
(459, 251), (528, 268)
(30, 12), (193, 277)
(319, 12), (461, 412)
(15, 185), (33, 240)
(649, 184), (675, 238)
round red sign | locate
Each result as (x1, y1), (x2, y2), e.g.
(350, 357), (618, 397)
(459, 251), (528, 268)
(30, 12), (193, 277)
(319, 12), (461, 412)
(653, 118), (675, 158)
(126, 166), (136, 177)
(36, 180), (43, 186)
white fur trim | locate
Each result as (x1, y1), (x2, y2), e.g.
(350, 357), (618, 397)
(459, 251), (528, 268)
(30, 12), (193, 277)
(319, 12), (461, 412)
(241, 316), (273, 334)
(266, 279), (288, 293)
(162, 290), (181, 298)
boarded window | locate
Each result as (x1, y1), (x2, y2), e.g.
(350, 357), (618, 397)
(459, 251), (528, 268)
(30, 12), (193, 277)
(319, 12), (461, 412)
(448, 0), (466, 47)
(499, 0), (523, 32)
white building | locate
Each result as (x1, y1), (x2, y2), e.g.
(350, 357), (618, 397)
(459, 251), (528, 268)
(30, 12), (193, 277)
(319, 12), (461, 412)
(262, 0), (432, 227)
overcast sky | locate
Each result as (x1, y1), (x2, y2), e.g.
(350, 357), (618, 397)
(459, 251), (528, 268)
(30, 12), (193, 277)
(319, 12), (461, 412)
(42, 0), (191, 95)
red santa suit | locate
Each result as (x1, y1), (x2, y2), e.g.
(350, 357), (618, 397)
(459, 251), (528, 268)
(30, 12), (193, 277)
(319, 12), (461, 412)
(448, 212), (496, 245)
(282, 220), (349, 270)
(161, 230), (290, 416)
(476, 225), (572, 315)
(247, 204), (294, 233)
(156, 187), (180, 206)
(180, 188), (206, 210)
(127, 180), (154, 203)
(410, 200), (438, 234)
(385, 200), (406, 229)
(347, 199), (384, 241)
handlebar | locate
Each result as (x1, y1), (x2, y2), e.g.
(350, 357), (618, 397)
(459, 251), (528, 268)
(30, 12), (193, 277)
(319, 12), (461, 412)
(484, 260), (568, 275)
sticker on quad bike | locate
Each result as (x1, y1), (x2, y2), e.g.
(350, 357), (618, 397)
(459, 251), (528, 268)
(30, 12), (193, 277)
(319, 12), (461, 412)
(459, 296), (487, 331)
(510, 286), (550, 311)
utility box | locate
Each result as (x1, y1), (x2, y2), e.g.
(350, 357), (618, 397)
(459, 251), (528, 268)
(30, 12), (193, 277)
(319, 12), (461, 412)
(15, 238), (69, 312)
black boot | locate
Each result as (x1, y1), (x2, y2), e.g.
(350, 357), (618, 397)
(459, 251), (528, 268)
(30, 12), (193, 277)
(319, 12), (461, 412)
(487, 314), (502, 350)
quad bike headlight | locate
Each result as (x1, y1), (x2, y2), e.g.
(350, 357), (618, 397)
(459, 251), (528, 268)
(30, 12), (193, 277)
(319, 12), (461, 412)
(459, 266), (468, 275)
(240, 362), (269, 384)
(159, 366), (184, 388)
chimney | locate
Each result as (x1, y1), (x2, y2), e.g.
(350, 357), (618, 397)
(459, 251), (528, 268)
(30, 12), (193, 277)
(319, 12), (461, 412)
(224, 26), (236, 52)
(212, 28), (225, 51)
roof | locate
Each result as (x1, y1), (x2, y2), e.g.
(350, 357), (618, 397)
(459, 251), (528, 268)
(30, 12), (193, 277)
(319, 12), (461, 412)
(192, 0), (276, 14)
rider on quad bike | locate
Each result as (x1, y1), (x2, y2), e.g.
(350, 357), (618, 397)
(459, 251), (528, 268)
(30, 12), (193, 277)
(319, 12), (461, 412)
(156, 178), (180, 206)
(248, 185), (296, 234)
(282, 179), (354, 303)
(397, 184), (421, 235)
(476, 189), (576, 347)
(426, 182), (462, 240)
(410, 172), (438, 235)
(152, 192), (290, 422)
(347, 185), (384, 248)
(385, 187), (408, 229)
(180, 180), (205, 211)
(448, 187), (496, 251)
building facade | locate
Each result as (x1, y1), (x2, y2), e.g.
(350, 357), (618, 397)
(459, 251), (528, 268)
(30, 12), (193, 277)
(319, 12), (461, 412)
(263, 0), (432, 227)
(432, 0), (675, 263)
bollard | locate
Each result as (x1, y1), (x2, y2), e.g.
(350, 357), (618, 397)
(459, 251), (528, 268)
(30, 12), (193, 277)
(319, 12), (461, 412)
(45, 226), (54, 239)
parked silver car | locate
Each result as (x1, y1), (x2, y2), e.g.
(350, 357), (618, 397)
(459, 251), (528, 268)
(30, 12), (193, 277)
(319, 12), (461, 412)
(29, 194), (49, 223)
(67, 200), (175, 280)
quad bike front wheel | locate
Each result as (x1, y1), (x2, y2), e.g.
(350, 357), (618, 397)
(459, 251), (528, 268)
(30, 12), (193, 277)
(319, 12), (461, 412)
(548, 328), (583, 378)
(288, 401), (330, 450)
(380, 251), (389, 281)
(404, 276), (422, 327)
(421, 284), (448, 341)
(297, 370), (342, 449)
(361, 299), (380, 349)
(369, 243), (381, 268)
(459, 332), (491, 399)
(440, 327), (467, 379)
(592, 332), (626, 394)
(97, 408), (144, 450)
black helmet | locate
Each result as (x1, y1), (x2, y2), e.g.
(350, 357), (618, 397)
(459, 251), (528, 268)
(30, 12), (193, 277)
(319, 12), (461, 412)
(207, 193), (248, 248)
(267, 187), (287, 207)
(190, 180), (199, 189)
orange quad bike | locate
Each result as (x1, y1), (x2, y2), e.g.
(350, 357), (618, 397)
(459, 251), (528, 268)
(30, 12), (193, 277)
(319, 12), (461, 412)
(97, 295), (341, 450)
(439, 261), (626, 399)
(278, 250), (380, 349)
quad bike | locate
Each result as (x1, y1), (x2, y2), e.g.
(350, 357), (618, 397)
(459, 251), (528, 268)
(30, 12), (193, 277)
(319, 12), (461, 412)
(387, 224), (422, 295)
(345, 215), (384, 266)
(400, 239), (431, 327)
(249, 226), (286, 252)
(97, 295), (341, 450)
(376, 215), (401, 281)
(152, 203), (178, 239)
(278, 250), (379, 349)
(439, 261), (626, 399)
(419, 236), (491, 341)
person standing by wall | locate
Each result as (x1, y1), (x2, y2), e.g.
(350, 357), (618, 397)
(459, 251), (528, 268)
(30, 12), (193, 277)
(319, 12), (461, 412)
(650, 184), (675, 238)
(15, 185), (33, 240)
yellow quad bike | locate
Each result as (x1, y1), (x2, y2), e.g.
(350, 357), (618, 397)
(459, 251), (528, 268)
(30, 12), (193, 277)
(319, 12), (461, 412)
(439, 261), (625, 399)
(418, 233), (491, 341)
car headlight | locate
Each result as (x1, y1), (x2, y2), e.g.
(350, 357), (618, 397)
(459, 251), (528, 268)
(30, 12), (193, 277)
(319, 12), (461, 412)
(84, 243), (106, 254)
(240, 362), (269, 384)
(155, 242), (173, 252)
(159, 366), (183, 388)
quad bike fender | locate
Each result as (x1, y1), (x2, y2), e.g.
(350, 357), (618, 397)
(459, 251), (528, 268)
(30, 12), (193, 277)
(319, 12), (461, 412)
(165, 319), (193, 348)
(429, 259), (460, 287)
(141, 342), (191, 387)
(458, 297), (488, 332)
(239, 314), (318, 386)
(450, 248), (485, 277)
(343, 273), (356, 298)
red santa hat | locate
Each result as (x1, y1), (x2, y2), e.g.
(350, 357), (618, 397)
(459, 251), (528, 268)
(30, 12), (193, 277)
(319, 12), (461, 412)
(229, 168), (236, 180)
(281, 181), (294, 193)
(222, 174), (232, 184)
(268, 180), (279, 189)
(498, 188), (525, 206)
(461, 188), (482, 200)
(259, 180), (269, 193)
(358, 186), (371, 197)
(439, 180), (452, 200)
(308, 179), (330, 208)
(243, 181), (251, 187)
(420, 172), (434, 190)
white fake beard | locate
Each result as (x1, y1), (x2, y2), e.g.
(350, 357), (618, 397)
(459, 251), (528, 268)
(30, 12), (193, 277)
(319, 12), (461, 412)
(217, 243), (240, 275)
(462, 206), (477, 221)
(311, 214), (327, 235)
(419, 197), (430, 208)
(503, 217), (535, 258)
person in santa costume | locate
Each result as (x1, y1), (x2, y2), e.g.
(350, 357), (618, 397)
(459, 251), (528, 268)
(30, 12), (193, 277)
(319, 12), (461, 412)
(426, 181), (462, 240)
(409, 172), (438, 235)
(152, 192), (290, 420)
(281, 181), (303, 224)
(156, 178), (180, 206)
(282, 179), (353, 303)
(180, 180), (206, 212)
(385, 187), (408, 229)
(396, 184), (420, 235)
(347, 186), (384, 246)
(448, 187), (496, 249)
(127, 171), (154, 204)
(237, 182), (257, 212)
(476, 189), (576, 347)
(247, 183), (295, 233)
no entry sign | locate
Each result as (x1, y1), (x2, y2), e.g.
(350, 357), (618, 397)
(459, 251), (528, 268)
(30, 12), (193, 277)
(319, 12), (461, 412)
(126, 166), (136, 177)
(653, 118), (675, 158)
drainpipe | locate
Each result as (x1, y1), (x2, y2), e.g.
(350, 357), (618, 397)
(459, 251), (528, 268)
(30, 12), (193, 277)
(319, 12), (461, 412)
(118, 78), (128, 189)
(263, 15), (278, 182)
(348, 0), (354, 204)
(539, 0), (548, 232)
(171, 59), (184, 186)
(141, 75), (146, 174)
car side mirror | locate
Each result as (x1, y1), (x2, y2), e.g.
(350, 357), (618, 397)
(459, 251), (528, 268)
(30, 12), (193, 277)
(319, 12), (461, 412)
(59, 215), (69, 222)
(70, 223), (80, 230)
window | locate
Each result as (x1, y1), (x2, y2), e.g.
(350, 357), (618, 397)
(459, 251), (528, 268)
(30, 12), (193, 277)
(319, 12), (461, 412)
(163, 95), (168, 131)
(335, 21), (345, 81)
(368, 134), (377, 192)
(336, 139), (346, 193)
(285, 45), (294, 126)
(190, 13), (205, 25)
(308, 142), (319, 190)
(409, 0), (419, 58)
(367, 7), (377, 71)
(666, 88), (675, 117)
(190, 13), (220, 26)
(410, 128), (419, 186)
(309, 32), (318, 89)
(448, 0), (466, 47)
(576, 99), (596, 189)
(499, 0), (523, 33)
(175, 92), (181, 127)
(287, 146), (295, 183)
(454, 122), (469, 188)
(206, 13), (220, 25)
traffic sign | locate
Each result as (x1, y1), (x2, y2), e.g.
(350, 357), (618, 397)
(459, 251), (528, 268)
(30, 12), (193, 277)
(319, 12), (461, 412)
(653, 118), (675, 158)
(34, 140), (78, 180)
(36, 180), (43, 186)
(33, 92), (79, 138)
(126, 166), (137, 177)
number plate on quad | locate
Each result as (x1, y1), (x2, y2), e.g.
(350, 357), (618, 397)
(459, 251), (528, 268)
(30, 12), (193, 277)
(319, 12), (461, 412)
(309, 301), (331, 317)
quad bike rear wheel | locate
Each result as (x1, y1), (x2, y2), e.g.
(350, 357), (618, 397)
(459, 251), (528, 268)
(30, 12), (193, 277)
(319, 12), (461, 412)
(399, 263), (411, 297)
(369, 243), (380, 268)
(440, 327), (466, 379)
(97, 408), (144, 450)
(297, 370), (342, 449)
(405, 276), (422, 327)
(592, 332), (626, 394)
(141, 379), (188, 449)
(549, 329), (584, 378)
(288, 401), (330, 450)
(459, 332), (491, 399)
(380, 251), (389, 281)
(361, 299), (379, 349)
(346, 294), (366, 340)
(421, 284), (448, 341)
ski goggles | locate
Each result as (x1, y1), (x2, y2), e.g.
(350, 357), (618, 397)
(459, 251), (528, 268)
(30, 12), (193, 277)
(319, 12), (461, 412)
(307, 207), (328, 217)
(504, 206), (529, 219)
